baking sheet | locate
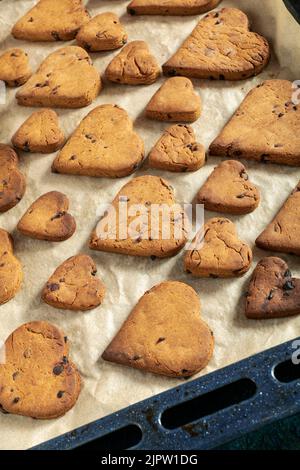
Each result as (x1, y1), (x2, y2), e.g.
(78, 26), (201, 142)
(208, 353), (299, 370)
(0, 0), (300, 450)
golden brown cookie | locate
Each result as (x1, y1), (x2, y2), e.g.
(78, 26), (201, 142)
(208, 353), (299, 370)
(12, 109), (65, 154)
(76, 12), (127, 52)
(0, 321), (81, 419)
(12, 0), (90, 42)
(245, 257), (300, 319)
(0, 229), (23, 305)
(197, 160), (260, 214)
(42, 254), (106, 311)
(0, 48), (32, 87)
(145, 77), (201, 122)
(17, 191), (76, 242)
(148, 124), (205, 172)
(185, 217), (252, 277)
(127, 0), (222, 15)
(210, 80), (300, 166)
(0, 145), (26, 213)
(105, 41), (160, 85)
(90, 175), (187, 257)
(163, 8), (270, 80)
(256, 181), (300, 256)
(16, 46), (101, 109)
(52, 104), (144, 177)
(102, 281), (214, 377)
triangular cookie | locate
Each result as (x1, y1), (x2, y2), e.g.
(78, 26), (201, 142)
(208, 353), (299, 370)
(90, 175), (187, 257)
(127, 0), (222, 15)
(256, 181), (300, 255)
(246, 257), (300, 319)
(52, 104), (144, 177)
(12, 0), (90, 42)
(0, 229), (23, 305)
(102, 281), (214, 377)
(0, 48), (32, 87)
(0, 144), (26, 213)
(17, 191), (76, 241)
(12, 109), (65, 154)
(163, 8), (270, 80)
(16, 46), (101, 109)
(77, 12), (127, 52)
(185, 217), (252, 277)
(145, 77), (201, 122)
(42, 254), (106, 311)
(148, 124), (205, 172)
(210, 80), (300, 166)
(197, 160), (260, 214)
(105, 41), (160, 85)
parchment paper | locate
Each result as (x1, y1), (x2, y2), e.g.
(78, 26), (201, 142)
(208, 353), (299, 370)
(0, 0), (300, 450)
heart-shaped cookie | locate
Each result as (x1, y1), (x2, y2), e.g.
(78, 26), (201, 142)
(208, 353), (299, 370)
(16, 46), (101, 109)
(163, 8), (270, 80)
(90, 175), (187, 258)
(127, 0), (222, 16)
(12, 109), (65, 154)
(145, 77), (201, 122)
(105, 41), (160, 85)
(12, 0), (90, 42)
(184, 217), (252, 277)
(102, 281), (214, 377)
(77, 12), (127, 52)
(0, 321), (81, 419)
(246, 257), (300, 319)
(0, 48), (32, 87)
(0, 229), (23, 305)
(17, 191), (76, 241)
(0, 144), (26, 213)
(42, 254), (106, 311)
(197, 160), (260, 214)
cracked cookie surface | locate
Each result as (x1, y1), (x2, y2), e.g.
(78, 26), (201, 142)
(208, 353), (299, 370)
(12, 109), (65, 154)
(77, 12), (127, 51)
(0, 229), (23, 305)
(42, 254), (105, 311)
(12, 0), (90, 42)
(105, 41), (160, 85)
(102, 281), (214, 377)
(0, 321), (81, 419)
(149, 124), (205, 172)
(256, 181), (300, 256)
(16, 46), (101, 109)
(17, 191), (76, 241)
(127, 0), (222, 15)
(197, 160), (260, 214)
(0, 48), (32, 87)
(185, 217), (252, 277)
(163, 8), (270, 80)
(210, 80), (300, 165)
(0, 144), (26, 213)
(52, 104), (144, 177)
(246, 257), (300, 319)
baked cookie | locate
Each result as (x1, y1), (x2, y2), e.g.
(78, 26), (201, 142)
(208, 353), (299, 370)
(17, 191), (76, 242)
(245, 257), (300, 319)
(12, 0), (90, 42)
(90, 175), (187, 257)
(0, 48), (32, 87)
(16, 46), (101, 109)
(163, 8), (270, 80)
(185, 217), (252, 277)
(0, 145), (26, 213)
(12, 109), (65, 154)
(256, 181), (300, 256)
(52, 105), (144, 177)
(105, 41), (160, 85)
(0, 321), (81, 419)
(197, 160), (260, 214)
(145, 77), (201, 122)
(77, 12), (127, 52)
(127, 0), (222, 15)
(210, 80), (300, 166)
(148, 124), (205, 172)
(0, 229), (23, 305)
(42, 255), (105, 311)
(102, 281), (214, 377)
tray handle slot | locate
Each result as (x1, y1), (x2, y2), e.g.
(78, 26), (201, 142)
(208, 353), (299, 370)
(73, 424), (142, 450)
(273, 359), (300, 383)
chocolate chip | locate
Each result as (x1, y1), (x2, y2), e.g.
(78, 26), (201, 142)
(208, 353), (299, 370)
(156, 337), (165, 344)
(233, 150), (243, 156)
(128, 8), (136, 15)
(28, 17), (34, 22)
(23, 141), (30, 152)
(51, 211), (66, 221)
(57, 391), (64, 399)
(132, 355), (141, 361)
(51, 31), (60, 40)
(260, 154), (270, 163)
(293, 106), (298, 111)
(64, 336), (68, 343)
(48, 283), (60, 292)
(284, 269), (291, 278)
(267, 289), (274, 300)
(53, 364), (64, 375)
(236, 193), (246, 199)
(283, 280), (295, 291)
(240, 170), (248, 180)
(70, 155), (76, 161)
(62, 356), (68, 365)
(12, 397), (20, 404)
(278, 113), (284, 118)
(214, 12), (220, 17)
(91, 270), (97, 276)
(219, 74), (225, 80)
(12, 372), (19, 380)
(167, 69), (178, 77)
